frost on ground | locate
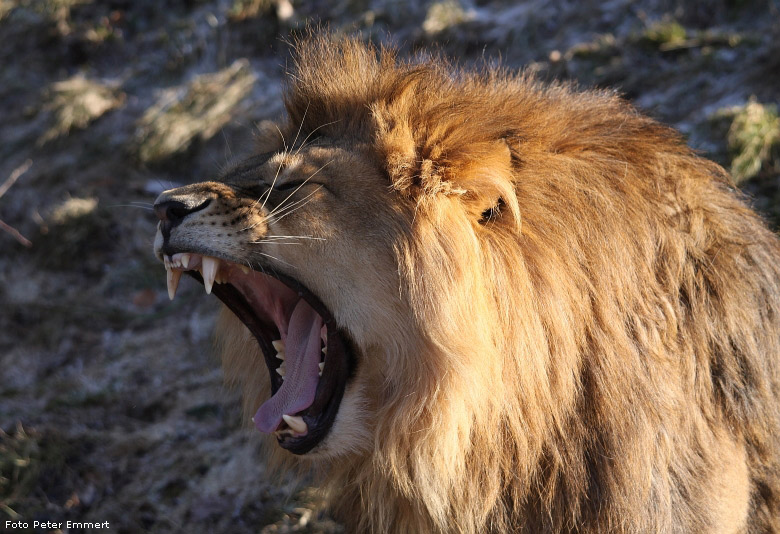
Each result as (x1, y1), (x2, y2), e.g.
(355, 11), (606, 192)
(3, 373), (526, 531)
(0, 0), (778, 532)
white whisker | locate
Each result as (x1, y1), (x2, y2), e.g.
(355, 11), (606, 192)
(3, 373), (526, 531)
(293, 119), (342, 157)
(109, 204), (155, 210)
(258, 159), (284, 212)
(266, 162), (331, 219)
(267, 186), (324, 225)
(250, 240), (305, 245)
(263, 234), (325, 241)
(290, 102), (309, 153)
(274, 123), (289, 154)
(256, 251), (296, 269)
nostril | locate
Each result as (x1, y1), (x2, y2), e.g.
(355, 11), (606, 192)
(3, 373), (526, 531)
(153, 199), (211, 223)
(168, 205), (191, 221)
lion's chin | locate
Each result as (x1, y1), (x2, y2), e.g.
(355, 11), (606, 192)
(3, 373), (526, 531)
(160, 250), (356, 455)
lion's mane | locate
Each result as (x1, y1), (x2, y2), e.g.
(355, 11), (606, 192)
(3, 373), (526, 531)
(220, 36), (780, 533)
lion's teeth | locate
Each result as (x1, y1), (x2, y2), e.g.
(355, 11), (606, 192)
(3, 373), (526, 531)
(276, 352), (285, 360)
(167, 267), (182, 300)
(169, 252), (192, 270)
(322, 346), (327, 355)
(282, 414), (307, 434)
(201, 256), (219, 294)
(272, 340), (285, 352)
(276, 365), (285, 377)
(239, 265), (250, 274)
(318, 362), (324, 376)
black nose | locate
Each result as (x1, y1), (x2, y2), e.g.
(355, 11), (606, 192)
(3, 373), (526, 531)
(153, 198), (211, 224)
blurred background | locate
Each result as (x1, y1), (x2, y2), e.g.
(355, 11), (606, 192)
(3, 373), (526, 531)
(0, 0), (778, 532)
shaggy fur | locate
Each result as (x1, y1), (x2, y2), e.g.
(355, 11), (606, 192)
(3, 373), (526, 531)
(214, 36), (780, 533)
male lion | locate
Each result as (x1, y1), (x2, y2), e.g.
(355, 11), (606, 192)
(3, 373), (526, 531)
(153, 35), (780, 533)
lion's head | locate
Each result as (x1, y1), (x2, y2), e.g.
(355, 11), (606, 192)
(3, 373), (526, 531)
(153, 35), (780, 533)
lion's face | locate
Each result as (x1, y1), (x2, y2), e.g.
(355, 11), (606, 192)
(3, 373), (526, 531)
(153, 140), (410, 456)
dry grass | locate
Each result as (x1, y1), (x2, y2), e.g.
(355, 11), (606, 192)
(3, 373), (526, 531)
(39, 76), (124, 144)
(422, 0), (471, 36)
(134, 60), (256, 165)
(728, 98), (780, 183)
(0, 423), (39, 519)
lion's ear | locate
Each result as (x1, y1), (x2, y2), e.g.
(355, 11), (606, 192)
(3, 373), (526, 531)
(452, 139), (517, 226)
(375, 117), (519, 227)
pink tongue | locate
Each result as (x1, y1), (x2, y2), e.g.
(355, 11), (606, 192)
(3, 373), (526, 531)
(254, 299), (323, 433)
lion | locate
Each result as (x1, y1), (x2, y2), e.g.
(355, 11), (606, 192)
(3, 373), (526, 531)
(152, 35), (780, 533)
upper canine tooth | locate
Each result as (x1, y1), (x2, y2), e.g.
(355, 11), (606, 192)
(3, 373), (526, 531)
(282, 414), (307, 434)
(272, 340), (285, 352)
(201, 256), (219, 294)
(167, 267), (182, 300)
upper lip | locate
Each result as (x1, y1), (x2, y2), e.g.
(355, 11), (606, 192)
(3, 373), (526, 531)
(158, 248), (354, 454)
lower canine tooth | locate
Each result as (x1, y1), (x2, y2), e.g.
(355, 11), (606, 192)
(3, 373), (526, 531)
(167, 267), (182, 300)
(201, 256), (219, 294)
(282, 414), (307, 434)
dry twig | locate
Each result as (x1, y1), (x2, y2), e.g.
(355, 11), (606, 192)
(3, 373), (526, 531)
(0, 159), (33, 247)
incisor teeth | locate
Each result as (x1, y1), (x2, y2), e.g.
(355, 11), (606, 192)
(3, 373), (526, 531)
(282, 414), (307, 434)
(180, 253), (191, 269)
(167, 267), (182, 300)
(201, 256), (219, 294)
(272, 340), (285, 352)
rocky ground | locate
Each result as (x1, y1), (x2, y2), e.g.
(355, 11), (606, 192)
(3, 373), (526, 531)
(0, 0), (778, 532)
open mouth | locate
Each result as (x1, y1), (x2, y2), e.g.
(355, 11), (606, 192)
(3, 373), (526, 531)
(162, 251), (354, 455)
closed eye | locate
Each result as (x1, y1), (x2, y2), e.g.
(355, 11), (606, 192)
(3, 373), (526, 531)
(274, 181), (305, 191)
